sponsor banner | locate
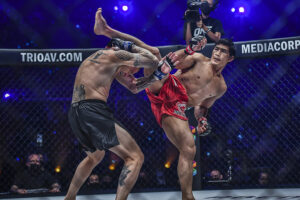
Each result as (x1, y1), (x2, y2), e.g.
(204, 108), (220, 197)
(0, 49), (98, 66)
(0, 36), (299, 66)
(237, 36), (300, 58)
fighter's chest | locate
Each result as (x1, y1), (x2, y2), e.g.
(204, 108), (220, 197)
(179, 65), (214, 86)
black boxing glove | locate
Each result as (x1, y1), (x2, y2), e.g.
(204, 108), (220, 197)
(184, 35), (205, 55)
(107, 38), (134, 52)
(197, 117), (212, 136)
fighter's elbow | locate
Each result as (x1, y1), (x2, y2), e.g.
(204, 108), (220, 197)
(153, 57), (159, 67)
(151, 47), (161, 59)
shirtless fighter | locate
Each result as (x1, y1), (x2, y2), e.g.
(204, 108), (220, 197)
(94, 7), (235, 200)
(146, 38), (235, 200)
(64, 10), (177, 200)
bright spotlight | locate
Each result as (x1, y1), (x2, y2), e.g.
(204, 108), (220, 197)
(4, 93), (10, 98)
(239, 7), (245, 13)
(114, 6), (118, 11)
(231, 7), (235, 13)
(122, 5), (128, 11)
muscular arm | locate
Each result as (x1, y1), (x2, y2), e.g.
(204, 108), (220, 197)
(131, 45), (157, 61)
(131, 45), (158, 76)
(113, 50), (159, 69)
(116, 73), (158, 94)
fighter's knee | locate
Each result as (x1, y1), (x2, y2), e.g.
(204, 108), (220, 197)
(125, 151), (144, 166)
(135, 151), (144, 166)
(181, 144), (196, 158)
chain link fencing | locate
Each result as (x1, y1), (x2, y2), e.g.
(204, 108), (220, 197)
(198, 54), (300, 189)
(0, 52), (299, 196)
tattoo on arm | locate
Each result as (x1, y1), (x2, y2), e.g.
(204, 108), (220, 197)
(133, 54), (158, 69)
(131, 45), (155, 60)
(115, 50), (158, 69)
(133, 55), (141, 67)
(89, 51), (106, 64)
(114, 50), (134, 61)
(118, 165), (132, 186)
(72, 84), (86, 103)
(135, 75), (156, 93)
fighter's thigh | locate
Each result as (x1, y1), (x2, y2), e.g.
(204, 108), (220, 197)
(147, 76), (168, 94)
(162, 115), (194, 150)
(109, 123), (142, 160)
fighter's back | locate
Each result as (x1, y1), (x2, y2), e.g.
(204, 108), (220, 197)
(71, 49), (119, 103)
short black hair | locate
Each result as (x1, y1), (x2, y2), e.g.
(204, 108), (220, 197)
(215, 38), (236, 57)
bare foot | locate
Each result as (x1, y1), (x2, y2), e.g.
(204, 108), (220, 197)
(94, 8), (111, 36)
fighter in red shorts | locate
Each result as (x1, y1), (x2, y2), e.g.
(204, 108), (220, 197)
(95, 8), (235, 200)
(146, 38), (235, 200)
(146, 75), (188, 126)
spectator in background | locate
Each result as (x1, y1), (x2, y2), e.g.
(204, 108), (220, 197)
(83, 173), (101, 192)
(184, 0), (224, 44)
(210, 169), (223, 181)
(257, 171), (269, 186)
(10, 153), (61, 194)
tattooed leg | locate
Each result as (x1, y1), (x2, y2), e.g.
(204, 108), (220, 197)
(115, 161), (141, 200)
(118, 165), (132, 186)
(110, 123), (144, 200)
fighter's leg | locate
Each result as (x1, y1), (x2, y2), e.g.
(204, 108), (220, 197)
(162, 115), (196, 200)
(64, 150), (105, 200)
(94, 8), (160, 59)
(109, 123), (144, 200)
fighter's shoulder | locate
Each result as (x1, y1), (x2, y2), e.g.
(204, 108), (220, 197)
(192, 52), (209, 62)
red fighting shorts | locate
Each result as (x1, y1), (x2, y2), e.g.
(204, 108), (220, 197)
(146, 75), (189, 127)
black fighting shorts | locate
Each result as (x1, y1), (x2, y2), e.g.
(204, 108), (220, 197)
(68, 99), (120, 152)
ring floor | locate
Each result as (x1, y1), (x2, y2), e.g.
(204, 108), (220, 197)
(0, 188), (299, 200)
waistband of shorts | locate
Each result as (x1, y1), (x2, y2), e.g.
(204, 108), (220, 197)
(71, 99), (107, 107)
